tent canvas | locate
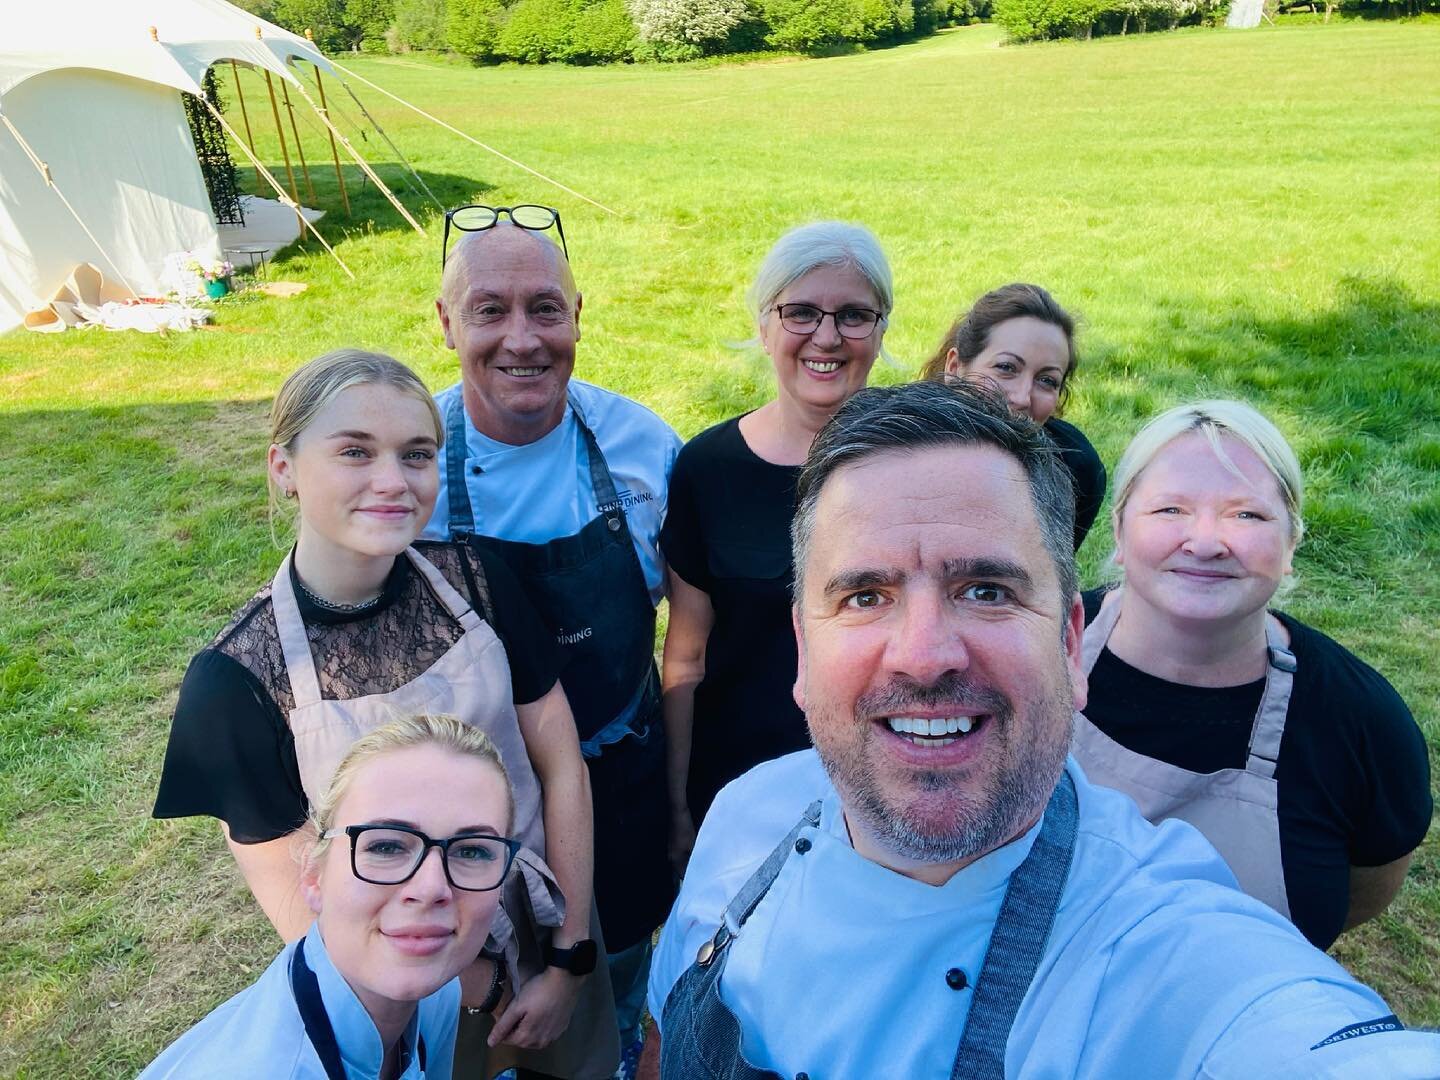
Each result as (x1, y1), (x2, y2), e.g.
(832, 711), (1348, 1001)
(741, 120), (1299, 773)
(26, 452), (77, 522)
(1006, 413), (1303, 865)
(0, 0), (334, 333)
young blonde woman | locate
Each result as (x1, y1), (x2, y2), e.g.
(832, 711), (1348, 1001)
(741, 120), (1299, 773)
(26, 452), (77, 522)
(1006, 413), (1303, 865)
(920, 283), (1105, 551)
(145, 715), (515, 1079)
(153, 350), (618, 1077)
(660, 221), (893, 871)
(1076, 400), (1430, 949)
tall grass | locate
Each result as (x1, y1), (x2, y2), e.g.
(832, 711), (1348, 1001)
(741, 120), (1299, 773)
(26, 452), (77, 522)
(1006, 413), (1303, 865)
(1, 21), (1436, 1075)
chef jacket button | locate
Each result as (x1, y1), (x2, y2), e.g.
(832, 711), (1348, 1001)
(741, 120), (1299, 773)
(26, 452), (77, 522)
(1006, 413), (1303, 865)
(946, 967), (968, 990)
(794, 837), (812, 854)
(471, 465), (482, 475)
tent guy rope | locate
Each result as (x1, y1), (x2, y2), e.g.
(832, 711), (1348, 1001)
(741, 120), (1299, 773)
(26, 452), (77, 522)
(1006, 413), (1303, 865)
(325, 57), (619, 217)
(0, 113), (144, 299)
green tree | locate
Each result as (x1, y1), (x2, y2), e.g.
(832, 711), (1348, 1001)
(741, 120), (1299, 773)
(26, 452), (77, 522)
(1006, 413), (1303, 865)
(391, 0), (450, 49)
(447, 0), (505, 58)
(496, 0), (583, 61)
(271, 0), (350, 49)
(569, 0), (640, 62)
(344, 0), (396, 49)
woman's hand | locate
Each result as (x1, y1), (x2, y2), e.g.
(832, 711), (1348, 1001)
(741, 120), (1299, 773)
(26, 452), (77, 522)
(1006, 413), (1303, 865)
(487, 966), (583, 1049)
(669, 806), (697, 878)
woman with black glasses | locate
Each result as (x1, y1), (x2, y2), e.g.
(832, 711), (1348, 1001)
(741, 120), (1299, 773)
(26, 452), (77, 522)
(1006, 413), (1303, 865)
(144, 715), (517, 1078)
(660, 222), (893, 873)
(152, 350), (617, 1077)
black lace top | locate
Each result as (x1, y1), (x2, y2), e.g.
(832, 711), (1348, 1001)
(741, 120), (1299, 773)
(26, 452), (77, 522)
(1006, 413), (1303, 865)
(153, 541), (558, 843)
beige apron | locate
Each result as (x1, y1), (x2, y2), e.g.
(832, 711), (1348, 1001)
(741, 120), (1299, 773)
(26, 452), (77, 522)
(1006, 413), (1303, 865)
(272, 547), (617, 1078)
(1073, 588), (1296, 918)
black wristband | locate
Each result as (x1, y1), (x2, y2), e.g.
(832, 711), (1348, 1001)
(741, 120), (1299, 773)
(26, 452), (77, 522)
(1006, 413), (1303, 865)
(466, 953), (506, 1015)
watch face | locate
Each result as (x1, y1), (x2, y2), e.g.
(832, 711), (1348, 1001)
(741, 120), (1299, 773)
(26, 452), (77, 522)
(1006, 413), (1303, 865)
(571, 939), (598, 975)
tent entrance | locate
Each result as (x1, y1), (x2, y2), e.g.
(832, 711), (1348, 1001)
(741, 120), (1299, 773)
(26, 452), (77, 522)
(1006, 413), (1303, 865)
(182, 69), (244, 227)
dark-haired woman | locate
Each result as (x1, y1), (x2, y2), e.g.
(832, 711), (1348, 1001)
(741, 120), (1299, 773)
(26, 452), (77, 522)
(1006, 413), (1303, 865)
(920, 283), (1105, 550)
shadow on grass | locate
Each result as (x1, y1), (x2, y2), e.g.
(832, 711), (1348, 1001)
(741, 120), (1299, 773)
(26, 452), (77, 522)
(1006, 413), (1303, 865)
(242, 167), (500, 274)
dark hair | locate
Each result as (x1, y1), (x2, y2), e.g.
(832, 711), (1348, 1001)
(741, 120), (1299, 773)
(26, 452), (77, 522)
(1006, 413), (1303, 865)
(791, 379), (1078, 623)
(919, 284), (1079, 414)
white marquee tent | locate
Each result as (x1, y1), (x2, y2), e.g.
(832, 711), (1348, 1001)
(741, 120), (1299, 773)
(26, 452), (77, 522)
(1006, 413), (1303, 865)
(0, 0), (334, 332)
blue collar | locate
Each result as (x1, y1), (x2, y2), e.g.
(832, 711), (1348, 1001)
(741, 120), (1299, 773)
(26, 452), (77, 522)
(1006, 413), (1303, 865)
(302, 923), (424, 1077)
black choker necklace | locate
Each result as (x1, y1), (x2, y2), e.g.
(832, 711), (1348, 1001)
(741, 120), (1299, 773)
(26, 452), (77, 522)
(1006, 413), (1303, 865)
(296, 578), (384, 614)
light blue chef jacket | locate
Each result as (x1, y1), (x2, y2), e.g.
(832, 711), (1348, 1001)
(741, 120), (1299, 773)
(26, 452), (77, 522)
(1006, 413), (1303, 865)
(142, 923), (460, 1079)
(422, 379), (681, 606)
(650, 752), (1440, 1079)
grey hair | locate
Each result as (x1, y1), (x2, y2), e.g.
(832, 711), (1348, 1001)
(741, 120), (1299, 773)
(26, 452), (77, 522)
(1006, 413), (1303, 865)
(792, 379), (1079, 624)
(747, 221), (894, 323)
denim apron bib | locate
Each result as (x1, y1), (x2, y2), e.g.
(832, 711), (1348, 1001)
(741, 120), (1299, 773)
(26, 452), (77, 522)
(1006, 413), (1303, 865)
(445, 392), (674, 954)
(659, 772), (1080, 1080)
(1073, 589), (1295, 918)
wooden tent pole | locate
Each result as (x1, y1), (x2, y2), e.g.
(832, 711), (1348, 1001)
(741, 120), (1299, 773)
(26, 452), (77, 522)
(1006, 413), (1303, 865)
(288, 78), (426, 236)
(280, 80), (316, 203)
(201, 99), (355, 280)
(229, 60), (262, 187)
(310, 64), (350, 217)
(262, 70), (301, 210)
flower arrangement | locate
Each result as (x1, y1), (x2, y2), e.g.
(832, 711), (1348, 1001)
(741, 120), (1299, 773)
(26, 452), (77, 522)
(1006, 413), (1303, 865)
(187, 257), (234, 283)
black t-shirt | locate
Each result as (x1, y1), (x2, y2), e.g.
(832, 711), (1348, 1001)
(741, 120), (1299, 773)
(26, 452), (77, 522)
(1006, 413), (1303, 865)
(153, 541), (558, 843)
(1081, 589), (1432, 949)
(1044, 417), (1107, 552)
(660, 416), (810, 821)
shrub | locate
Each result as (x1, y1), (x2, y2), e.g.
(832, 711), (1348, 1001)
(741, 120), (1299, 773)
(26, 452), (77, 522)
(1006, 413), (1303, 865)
(345, 0), (396, 48)
(569, 0), (641, 61)
(447, 0), (504, 58)
(627, 0), (749, 49)
(992, 0), (1104, 38)
(390, 0), (449, 49)
(496, 0), (583, 61)
(761, 0), (862, 49)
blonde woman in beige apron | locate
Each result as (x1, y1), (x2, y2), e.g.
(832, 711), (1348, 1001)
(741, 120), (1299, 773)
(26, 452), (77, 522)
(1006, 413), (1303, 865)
(1073, 400), (1430, 950)
(154, 350), (619, 1077)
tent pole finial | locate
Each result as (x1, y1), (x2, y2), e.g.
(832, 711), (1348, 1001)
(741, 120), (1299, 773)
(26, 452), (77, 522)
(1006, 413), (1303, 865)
(149, 26), (159, 41)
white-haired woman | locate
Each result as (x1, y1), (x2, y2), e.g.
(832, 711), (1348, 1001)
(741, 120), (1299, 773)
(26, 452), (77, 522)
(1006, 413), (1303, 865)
(153, 350), (617, 1077)
(1076, 400), (1430, 949)
(145, 715), (515, 1078)
(660, 222), (892, 870)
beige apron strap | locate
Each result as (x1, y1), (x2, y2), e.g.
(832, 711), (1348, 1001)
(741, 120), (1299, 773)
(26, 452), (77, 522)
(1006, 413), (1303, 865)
(1245, 615), (1297, 779)
(403, 547), (483, 632)
(1079, 587), (1122, 674)
(270, 552), (324, 708)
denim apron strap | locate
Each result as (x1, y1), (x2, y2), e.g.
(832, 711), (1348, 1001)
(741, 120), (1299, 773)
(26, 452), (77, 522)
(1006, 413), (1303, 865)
(659, 801), (823, 1080)
(444, 392), (476, 537)
(950, 769), (1080, 1080)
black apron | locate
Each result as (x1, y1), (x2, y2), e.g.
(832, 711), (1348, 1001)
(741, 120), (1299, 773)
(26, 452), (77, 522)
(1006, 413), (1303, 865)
(659, 772), (1080, 1079)
(445, 392), (675, 952)
(290, 937), (427, 1079)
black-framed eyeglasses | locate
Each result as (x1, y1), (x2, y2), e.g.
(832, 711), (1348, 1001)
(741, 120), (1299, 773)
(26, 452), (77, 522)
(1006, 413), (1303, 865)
(328, 824), (521, 892)
(442, 204), (567, 267)
(773, 303), (885, 340)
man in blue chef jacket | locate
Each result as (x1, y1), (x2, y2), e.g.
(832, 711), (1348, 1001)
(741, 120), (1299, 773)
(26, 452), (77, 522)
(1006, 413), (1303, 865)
(642, 379), (1438, 1079)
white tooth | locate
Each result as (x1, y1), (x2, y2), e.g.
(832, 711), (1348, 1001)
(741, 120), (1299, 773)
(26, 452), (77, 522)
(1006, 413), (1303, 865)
(935, 737), (955, 747)
(888, 718), (911, 735)
(957, 717), (974, 734)
(945, 717), (960, 735)
(925, 718), (943, 736)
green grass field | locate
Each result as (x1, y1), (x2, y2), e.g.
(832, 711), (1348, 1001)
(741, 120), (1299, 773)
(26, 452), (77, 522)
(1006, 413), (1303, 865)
(2, 19), (1438, 1075)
